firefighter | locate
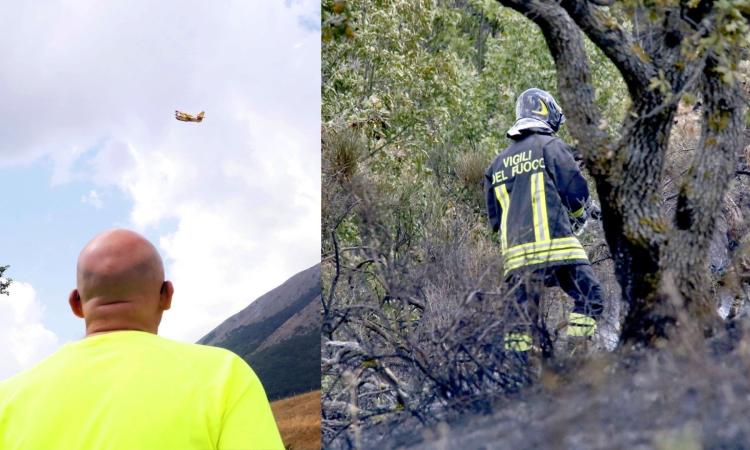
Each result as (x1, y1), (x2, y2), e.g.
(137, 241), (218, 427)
(484, 88), (605, 357)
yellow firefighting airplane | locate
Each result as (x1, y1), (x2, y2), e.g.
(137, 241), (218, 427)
(175, 110), (205, 123)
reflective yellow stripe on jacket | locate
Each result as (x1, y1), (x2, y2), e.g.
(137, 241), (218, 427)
(495, 170), (588, 275)
(504, 237), (588, 270)
(495, 184), (510, 251)
(530, 172), (549, 242)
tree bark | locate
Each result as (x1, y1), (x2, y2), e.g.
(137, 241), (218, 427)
(660, 54), (746, 334)
(495, 0), (744, 347)
(609, 97), (677, 344)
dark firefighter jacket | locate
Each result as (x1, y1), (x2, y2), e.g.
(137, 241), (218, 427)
(485, 130), (590, 276)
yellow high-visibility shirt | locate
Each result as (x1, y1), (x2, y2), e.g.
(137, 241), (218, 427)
(0, 330), (284, 450)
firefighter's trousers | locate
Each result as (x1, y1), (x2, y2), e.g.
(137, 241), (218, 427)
(503, 263), (604, 355)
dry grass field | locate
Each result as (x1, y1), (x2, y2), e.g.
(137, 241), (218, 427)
(271, 390), (321, 450)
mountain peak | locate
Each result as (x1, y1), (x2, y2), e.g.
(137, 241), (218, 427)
(198, 263), (321, 400)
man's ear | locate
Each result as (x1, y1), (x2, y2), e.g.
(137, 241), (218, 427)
(68, 289), (84, 318)
(159, 281), (174, 311)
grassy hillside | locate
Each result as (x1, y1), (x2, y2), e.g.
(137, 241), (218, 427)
(249, 329), (321, 400)
(215, 285), (319, 357)
(271, 390), (321, 450)
(202, 267), (321, 401)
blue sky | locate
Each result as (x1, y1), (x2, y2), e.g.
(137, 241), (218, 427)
(0, 0), (321, 379)
(1, 159), (129, 343)
(1, 157), (177, 345)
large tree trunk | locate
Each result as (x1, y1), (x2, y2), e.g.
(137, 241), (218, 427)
(611, 96), (678, 344)
(660, 55), (746, 334)
(496, 0), (677, 346)
(496, 0), (745, 348)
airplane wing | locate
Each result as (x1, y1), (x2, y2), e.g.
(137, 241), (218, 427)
(175, 110), (204, 122)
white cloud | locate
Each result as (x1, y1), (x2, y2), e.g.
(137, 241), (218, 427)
(50, 145), (87, 186)
(113, 105), (321, 341)
(0, 282), (59, 380)
(0, 0), (320, 343)
(0, 1), (321, 168)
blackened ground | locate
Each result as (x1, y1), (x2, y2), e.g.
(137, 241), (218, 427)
(335, 322), (750, 450)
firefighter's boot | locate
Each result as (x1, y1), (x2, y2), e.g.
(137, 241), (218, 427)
(564, 312), (597, 356)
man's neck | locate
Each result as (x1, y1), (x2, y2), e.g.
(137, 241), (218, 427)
(85, 325), (157, 337)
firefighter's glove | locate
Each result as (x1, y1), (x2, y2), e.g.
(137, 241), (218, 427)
(570, 209), (588, 236)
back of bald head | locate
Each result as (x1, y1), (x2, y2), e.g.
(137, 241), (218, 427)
(72, 229), (174, 336)
(77, 229), (165, 302)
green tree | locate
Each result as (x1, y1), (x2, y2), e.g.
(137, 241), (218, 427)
(321, 1), (630, 443)
(496, 0), (748, 346)
(0, 265), (11, 296)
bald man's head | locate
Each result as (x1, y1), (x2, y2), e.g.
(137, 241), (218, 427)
(70, 229), (174, 336)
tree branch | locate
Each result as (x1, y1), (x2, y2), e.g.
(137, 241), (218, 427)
(495, 0), (611, 173)
(560, 0), (655, 99)
(663, 51), (746, 324)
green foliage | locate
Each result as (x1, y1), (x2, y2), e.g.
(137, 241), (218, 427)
(323, 127), (363, 182)
(322, 0), (354, 42)
(322, 1), (628, 432)
(693, 1), (750, 83)
(247, 330), (321, 401)
(322, 0), (628, 243)
(454, 150), (489, 211)
(0, 265), (11, 296)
